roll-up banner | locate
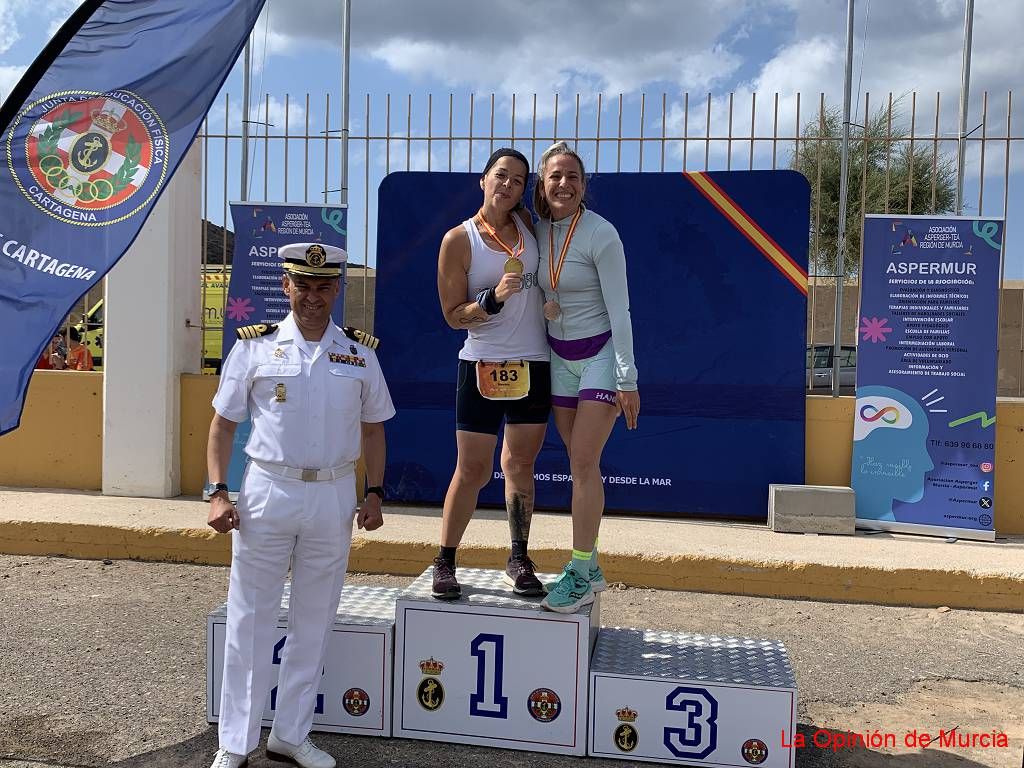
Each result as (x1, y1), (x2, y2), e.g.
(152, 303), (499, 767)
(853, 214), (1003, 541)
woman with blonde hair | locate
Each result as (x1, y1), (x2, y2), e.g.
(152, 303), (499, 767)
(534, 141), (639, 613)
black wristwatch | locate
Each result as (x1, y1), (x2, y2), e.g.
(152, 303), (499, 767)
(365, 485), (385, 502)
(204, 482), (230, 501)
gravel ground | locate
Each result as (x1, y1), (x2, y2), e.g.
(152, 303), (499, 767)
(0, 554), (1021, 768)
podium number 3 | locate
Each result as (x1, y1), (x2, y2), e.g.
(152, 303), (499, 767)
(469, 633), (508, 719)
(663, 686), (718, 759)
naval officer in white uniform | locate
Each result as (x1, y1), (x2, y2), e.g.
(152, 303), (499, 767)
(205, 242), (395, 768)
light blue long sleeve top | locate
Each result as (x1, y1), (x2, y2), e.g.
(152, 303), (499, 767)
(537, 208), (638, 390)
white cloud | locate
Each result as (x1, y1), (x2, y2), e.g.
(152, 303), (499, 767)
(749, 36), (843, 97)
(0, 0), (81, 55)
(264, 0), (751, 96)
(0, 0), (24, 55)
(204, 94), (306, 136)
(44, 0), (79, 38)
(0, 63), (26, 101)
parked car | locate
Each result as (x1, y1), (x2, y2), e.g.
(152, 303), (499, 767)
(807, 344), (856, 393)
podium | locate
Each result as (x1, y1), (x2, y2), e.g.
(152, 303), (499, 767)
(393, 567), (599, 756)
(207, 583), (400, 737)
(589, 628), (796, 766)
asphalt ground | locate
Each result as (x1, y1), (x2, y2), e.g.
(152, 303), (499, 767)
(0, 555), (1021, 768)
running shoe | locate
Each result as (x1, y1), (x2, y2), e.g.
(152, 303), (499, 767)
(541, 564), (594, 613)
(431, 556), (461, 600)
(503, 555), (546, 596)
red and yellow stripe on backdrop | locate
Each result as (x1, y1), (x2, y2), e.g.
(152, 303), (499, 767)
(684, 171), (808, 296)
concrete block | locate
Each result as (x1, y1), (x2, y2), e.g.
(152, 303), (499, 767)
(768, 484), (855, 535)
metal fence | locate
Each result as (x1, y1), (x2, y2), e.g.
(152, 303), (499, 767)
(76, 90), (1024, 392)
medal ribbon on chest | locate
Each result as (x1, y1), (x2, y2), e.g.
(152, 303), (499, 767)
(477, 209), (525, 274)
(548, 207), (583, 291)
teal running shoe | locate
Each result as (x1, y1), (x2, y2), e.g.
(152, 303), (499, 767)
(589, 562), (608, 592)
(541, 564), (594, 613)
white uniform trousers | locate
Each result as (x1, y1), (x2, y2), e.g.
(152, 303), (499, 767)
(218, 462), (356, 754)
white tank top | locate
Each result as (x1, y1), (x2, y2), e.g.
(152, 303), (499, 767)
(459, 214), (549, 362)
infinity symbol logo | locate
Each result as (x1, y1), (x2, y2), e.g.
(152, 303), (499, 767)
(860, 405), (900, 424)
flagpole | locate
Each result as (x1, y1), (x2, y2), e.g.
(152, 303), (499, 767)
(241, 37), (252, 201)
(955, 0), (975, 215)
(833, 0), (856, 396)
(340, 0), (351, 206)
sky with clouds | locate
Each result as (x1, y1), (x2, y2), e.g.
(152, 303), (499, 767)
(0, 0), (1021, 272)
(4, 1), (1019, 127)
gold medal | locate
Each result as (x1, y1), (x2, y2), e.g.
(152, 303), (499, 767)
(274, 383), (287, 402)
(477, 209), (525, 276)
(543, 300), (562, 321)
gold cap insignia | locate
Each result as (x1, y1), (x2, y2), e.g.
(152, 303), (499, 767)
(306, 243), (327, 267)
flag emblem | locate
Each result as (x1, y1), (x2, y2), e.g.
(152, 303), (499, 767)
(527, 688), (561, 723)
(342, 687), (370, 717)
(7, 90), (169, 226)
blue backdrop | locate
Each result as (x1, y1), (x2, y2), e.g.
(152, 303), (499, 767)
(375, 171), (809, 518)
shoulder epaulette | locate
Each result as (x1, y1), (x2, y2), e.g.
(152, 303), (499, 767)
(236, 323), (277, 340)
(343, 326), (380, 350)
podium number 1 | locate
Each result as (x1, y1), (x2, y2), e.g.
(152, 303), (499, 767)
(469, 633), (508, 719)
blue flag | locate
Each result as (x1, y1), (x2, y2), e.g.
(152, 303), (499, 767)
(0, 0), (266, 434)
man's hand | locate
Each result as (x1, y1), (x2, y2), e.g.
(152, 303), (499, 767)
(356, 494), (384, 531)
(207, 494), (239, 533)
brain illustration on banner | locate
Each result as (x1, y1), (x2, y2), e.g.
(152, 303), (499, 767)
(853, 386), (934, 520)
(374, 171), (810, 518)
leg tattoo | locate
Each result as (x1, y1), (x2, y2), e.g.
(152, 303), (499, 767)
(507, 491), (534, 544)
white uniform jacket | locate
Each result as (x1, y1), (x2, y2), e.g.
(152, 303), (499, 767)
(213, 313), (395, 470)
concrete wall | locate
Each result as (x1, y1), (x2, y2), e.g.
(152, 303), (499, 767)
(179, 374), (215, 497)
(342, 270), (376, 333)
(0, 371), (103, 490)
(4, 375), (1023, 534)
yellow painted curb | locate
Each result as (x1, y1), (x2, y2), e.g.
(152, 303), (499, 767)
(3, 521), (1020, 612)
(0, 520), (230, 566)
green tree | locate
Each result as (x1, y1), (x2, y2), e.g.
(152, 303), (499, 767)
(791, 103), (956, 277)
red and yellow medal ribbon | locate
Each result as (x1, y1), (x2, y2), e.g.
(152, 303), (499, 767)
(684, 171), (808, 295)
(476, 209), (524, 262)
(548, 206), (584, 292)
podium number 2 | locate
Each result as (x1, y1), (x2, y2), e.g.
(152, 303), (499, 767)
(469, 633), (508, 719)
(271, 635), (324, 715)
(663, 686), (718, 759)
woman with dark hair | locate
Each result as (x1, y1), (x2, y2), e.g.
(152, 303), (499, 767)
(534, 141), (639, 613)
(432, 148), (550, 600)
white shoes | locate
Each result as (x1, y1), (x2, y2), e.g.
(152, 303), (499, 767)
(266, 732), (336, 768)
(209, 750), (247, 768)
